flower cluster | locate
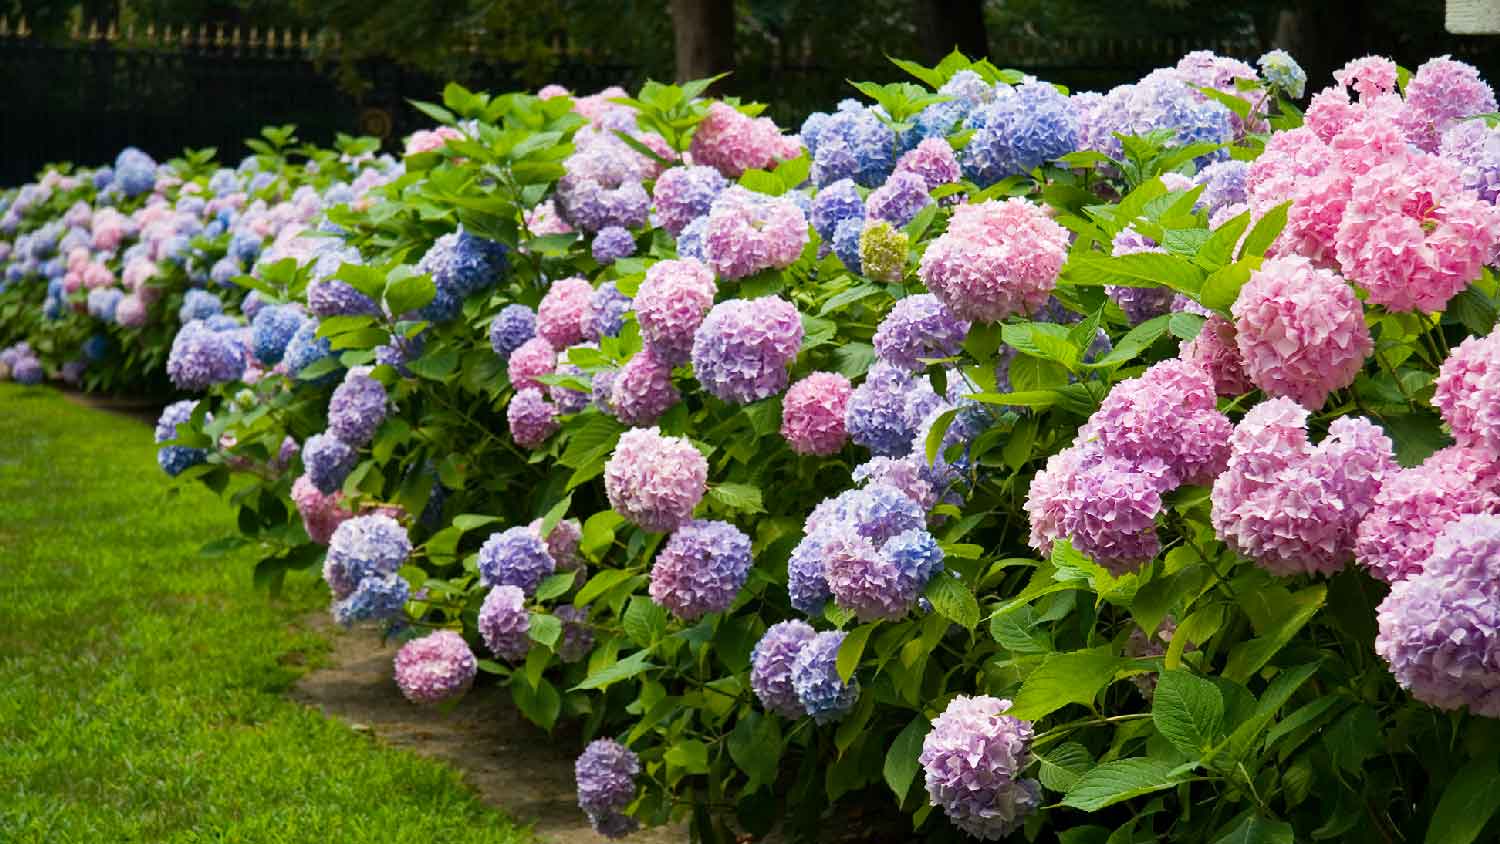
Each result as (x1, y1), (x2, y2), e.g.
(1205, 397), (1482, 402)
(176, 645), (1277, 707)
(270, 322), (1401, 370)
(702, 187), (810, 280)
(574, 739), (641, 839)
(649, 519), (752, 619)
(393, 630), (477, 705)
(603, 427), (708, 533)
(690, 296), (804, 404)
(919, 198), (1069, 322)
(781, 371), (853, 456)
(920, 695), (1042, 840)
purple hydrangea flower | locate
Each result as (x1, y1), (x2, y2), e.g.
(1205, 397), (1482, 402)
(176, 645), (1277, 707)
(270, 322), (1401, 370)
(611, 346), (680, 427)
(508, 387), (560, 449)
(649, 519), (752, 619)
(790, 631), (860, 723)
(324, 514), (412, 600)
(489, 304), (537, 361)
(874, 294), (969, 372)
(845, 362), (943, 457)
(306, 277), (379, 319)
(327, 371), (388, 446)
(866, 171), (933, 227)
(1376, 514), (1500, 717)
(477, 525), (557, 595)
(166, 320), (246, 390)
(894, 137), (962, 192)
(653, 165), (729, 236)
(394, 630), (476, 705)
(750, 620), (817, 718)
(824, 524), (943, 621)
(303, 432), (358, 494)
(478, 584), (531, 662)
(919, 695), (1042, 840)
(591, 225), (635, 265)
(332, 573), (410, 627)
(575, 739), (640, 837)
(691, 296), (804, 404)
(584, 282), (632, 340)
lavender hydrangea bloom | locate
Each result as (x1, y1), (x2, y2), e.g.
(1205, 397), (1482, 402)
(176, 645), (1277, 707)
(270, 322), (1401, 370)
(806, 101), (897, 187)
(691, 296), (804, 404)
(303, 432), (358, 494)
(332, 574), (410, 627)
(489, 304), (537, 360)
(211, 256), (243, 288)
(166, 320), (246, 390)
(585, 282), (632, 340)
(575, 739), (640, 837)
(874, 294), (969, 373)
(307, 277), (380, 319)
(649, 519), (752, 619)
(1193, 160), (1250, 217)
(675, 215), (709, 261)
(477, 525), (557, 595)
(653, 165), (728, 236)
(554, 604), (595, 663)
(866, 171), (933, 227)
(750, 620), (817, 718)
(788, 531), (834, 615)
(603, 427), (708, 533)
(809, 178), (865, 242)
(508, 387), (560, 448)
(920, 695), (1041, 840)
(824, 523), (943, 621)
(591, 226), (635, 265)
(831, 216), (864, 273)
(962, 80), (1080, 186)
(282, 320), (336, 380)
(845, 362), (943, 457)
(791, 631), (860, 723)
(394, 630), (476, 705)
(416, 229), (510, 322)
(326, 371), (388, 446)
(478, 584), (531, 662)
(179, 289), (224, 323)
(611, 346), (680, 427)
(250, 304), (305, 366)
(1376, 514), (1500, 717)
(154, 400), (208, 476)
(324, 514), (412, 599)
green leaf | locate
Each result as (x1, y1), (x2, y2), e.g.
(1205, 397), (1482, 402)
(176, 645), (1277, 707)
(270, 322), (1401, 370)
(729, 712), (784, 791)
(574, 569), (637, 607)
(1086, 314), (1172, 369)
(708, 482), (764, 514)
(924, 574), (979, 630)
(529, 613), (563, 649)
(1009, 647), (1124, 720)
(1214, 812), (1294, 844)
(1224, 584), (1326, 683)
(819, 282), (883, 315)
(572, 649), (655, 691)
(883, 715), (930, 800)
(408, 346), (460, 380)
(1152, 670), (1225, 756)
(1241, 201), (1290, 258)
(1426, 756), (1500, 844)
(1448, 285), (1498, 336)
(837, 623), (876, 682)
(384, 273), (436, 315)
(511, 677), (561, 730)
(1223, 661), (1320, 761)
(623, 596), (667, 648)
(538, 494), (572, 538)
(1199, 257), (1262, 311)
(1036, 741), (1093, 792)
(1061, 758), (1191, 811)
(534, 570), (577, 602)
(665, 738), (711, 774)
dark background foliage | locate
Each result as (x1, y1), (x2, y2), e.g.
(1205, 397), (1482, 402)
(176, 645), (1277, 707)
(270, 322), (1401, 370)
(1, 0), (1496, 184)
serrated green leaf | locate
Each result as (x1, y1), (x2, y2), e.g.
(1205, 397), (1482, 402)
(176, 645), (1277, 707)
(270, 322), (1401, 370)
(836, 623), (876, 682)
(1009, 647), (1124, 720)
(1061, 758), (1191, 811)
(1036, 741), (1093, 792)
(1426, 756), (1500, 844)
(924, 574), (979, 629)
(572, 648), (654, 691)
(883, 715), (930, 800)
(1153, 670), (1225, 755)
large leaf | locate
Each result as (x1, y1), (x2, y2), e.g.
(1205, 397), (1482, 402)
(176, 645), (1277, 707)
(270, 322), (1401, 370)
(924, 574), (979, 630)
(836, 623), (876, 682)
(1426, 756), (1500, 844)
(883, 715), (930, 800)
(572, 649), (656, 691)
(1224, 585), (1326, 683)
(1035, 741), (1093, 792)
(1153, 670), (1225, 756)
(728, 712), (784, 792)
(1009, 647), (1124, 720)
(1061, 758), (1191, 811)
(1214, 812), (1294, 844)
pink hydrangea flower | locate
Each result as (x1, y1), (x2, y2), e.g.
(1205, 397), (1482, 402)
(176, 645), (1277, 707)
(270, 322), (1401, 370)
(689, 102), (802, 179)
(781, 371), (853, 456)
(1088, 358), (1233, 486)
(634, 258), (717, 365)
(507, 336), (556, 392)
(393, 630), (476, 705)
(1180, 314), (1253, 397)
(1433, 327), (1500, 453)
(1356, 446), (1500, 583)
(611, 346), (680, 427)
(918, 198), (1069, 323)
(893, 137), (962, 191)
(1232, 256), (1371, 409)
(604, 427), (709, 533)
(536, 277), (594, 349)
(404, 126), (464, 156)
(1334, 56), (1401, 101)
(702, 187), (810, 281)
(1024, 441), (1167, 575)
(1212, 397), (1396, 576)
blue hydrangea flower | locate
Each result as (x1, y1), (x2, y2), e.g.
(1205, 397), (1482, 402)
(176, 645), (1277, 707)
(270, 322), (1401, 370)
(417, 229), (511, 322)
(591, 226), (635, 265)
(832, 217), (864, 273)
(251, 304), (305, 366)
(806, 100), (897, 187)
(179, 289), (224, 323)
(477, 526), (556, 595)
(154, 400), (208, 477)
(166, 320), (245, 390)
(791, 631), (860, 723)
(788, 530), (834, 615)
(229, 230), (263, 263)
(810, 178), (865, 242)
(327, 371), (388, 446)
(675, 215), (709, 261)
(303, 432), (358, 494)
(961, 80), (1080, 186)
(589, 282), (632, 339)
(113, 147), (157, 197)
(1258, 49), (1307, 99)
(332, 573), (410, 627)
(86, 289), (124, 323)
(324, 514), (412, 597)
(82, 333), (111, 362)
(845, 362), (943, 457)
(282, 320), (337, 381)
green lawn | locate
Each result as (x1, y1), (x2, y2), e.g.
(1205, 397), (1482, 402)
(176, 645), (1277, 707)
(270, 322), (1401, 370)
(0, 384), (529, 844)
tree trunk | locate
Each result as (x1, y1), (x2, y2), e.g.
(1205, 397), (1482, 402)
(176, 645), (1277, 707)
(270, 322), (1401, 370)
(669, 0), (736, 83)
(912, 0), (990, 63)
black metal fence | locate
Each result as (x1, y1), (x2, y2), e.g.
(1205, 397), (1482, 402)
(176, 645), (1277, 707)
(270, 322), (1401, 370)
(0, 17), (1274, 186)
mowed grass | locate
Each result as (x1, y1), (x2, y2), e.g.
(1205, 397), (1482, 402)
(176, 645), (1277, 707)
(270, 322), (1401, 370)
(0, 384), (529, 844)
